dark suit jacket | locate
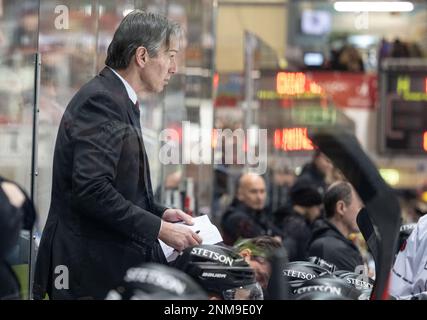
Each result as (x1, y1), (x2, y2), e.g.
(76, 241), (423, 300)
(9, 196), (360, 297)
(33, 67), (167, 300)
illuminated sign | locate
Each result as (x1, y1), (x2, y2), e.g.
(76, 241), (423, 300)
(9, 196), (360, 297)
(396, 76), (427, 101)
(291, 107), (337, 126)
(379, 65), (427, 155)
(257, 71), (376, 109)
(256, 72), (325, 101)
(276, 72), (323, 96)
(274, 127), (314, 151)
(257, 90), (322, 100)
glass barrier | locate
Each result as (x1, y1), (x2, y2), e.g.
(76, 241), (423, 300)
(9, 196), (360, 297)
(35, 0), (135, 232)
(0, 0), (39, 299)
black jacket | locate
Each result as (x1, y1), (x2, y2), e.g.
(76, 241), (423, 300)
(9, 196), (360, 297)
(33, 67), (167, 300)
(308, 219), (364, 272)
(274, 205), (313, 262)
(220, 200), (282, 246)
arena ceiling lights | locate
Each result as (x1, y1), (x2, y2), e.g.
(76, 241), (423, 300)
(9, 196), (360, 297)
(333, 1), (414, 12)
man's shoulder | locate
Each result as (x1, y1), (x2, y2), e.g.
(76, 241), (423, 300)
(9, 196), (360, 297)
(73, 76), (114, 102)
(283, 211), (306, 225)
(221, 203), (254, 225)
(310, 221), (342, 243)
(308, 235), (357, 268)
(222, 206), (249, 220)
(67, 78), (124, 115)
(310, 233), (345, 250)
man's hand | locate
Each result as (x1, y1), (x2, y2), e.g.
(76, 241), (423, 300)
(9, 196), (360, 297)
(162, 208), (193, 225)
(158, 221), (202, 252)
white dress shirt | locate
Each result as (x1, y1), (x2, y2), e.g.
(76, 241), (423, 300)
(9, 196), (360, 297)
(109, 67), (138, 105)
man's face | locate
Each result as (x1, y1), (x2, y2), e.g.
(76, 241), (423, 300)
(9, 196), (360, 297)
(237, 176), (266, 211)
(343, 189), (363, 233)
(244, 255), (271, 290)
(139, 38), (178, 93)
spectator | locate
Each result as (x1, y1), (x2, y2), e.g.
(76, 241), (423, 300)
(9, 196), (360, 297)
(338, 45), (365, 72)
(391, 38), (410, 58)
(266, 166), (296, 213)
(308, 181), (364, 272)
(8, 3), (39, 63)
(221, 173), (283, 246)
(297, 150), (333, 197)
(274, 180), (323, 261)
(379, 38), (391, 59)
(408, 43), (423, 58)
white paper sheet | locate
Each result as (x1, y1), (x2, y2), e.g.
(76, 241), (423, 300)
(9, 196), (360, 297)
(159, 214), (223, 262)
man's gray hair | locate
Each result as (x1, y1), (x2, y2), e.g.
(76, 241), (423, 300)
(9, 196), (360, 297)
(105, 9), (182, 69)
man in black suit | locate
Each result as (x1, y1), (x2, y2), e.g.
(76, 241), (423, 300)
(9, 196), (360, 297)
(33, 10), (202, 300)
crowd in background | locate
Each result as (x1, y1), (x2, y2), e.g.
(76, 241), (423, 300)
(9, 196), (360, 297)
(316, 37), (425, 72)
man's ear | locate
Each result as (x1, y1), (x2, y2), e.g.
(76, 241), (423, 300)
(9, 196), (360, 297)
(135, 46), (148, 67)
(239, 248), (252, 259)
(336, 200), (346, 217)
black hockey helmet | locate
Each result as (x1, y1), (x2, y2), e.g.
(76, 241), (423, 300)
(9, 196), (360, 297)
(105, 263), (208, 300)
(293, 274), (363, 300)
(174, 244), (263, 300)
(333, 270), (374, 291)
(293, 274), (362, 300)
(282, 261), (331, 290)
